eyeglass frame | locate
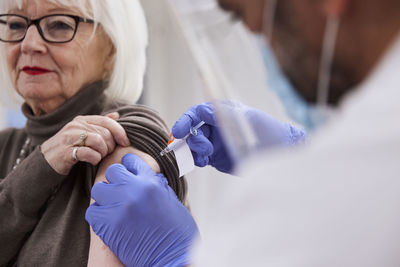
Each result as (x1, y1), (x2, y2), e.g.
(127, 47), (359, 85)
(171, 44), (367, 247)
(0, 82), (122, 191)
(0, 14), (95, 44)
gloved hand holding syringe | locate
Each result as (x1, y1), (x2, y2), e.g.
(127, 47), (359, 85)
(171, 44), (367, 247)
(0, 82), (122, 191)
(160, 121), (206, 157)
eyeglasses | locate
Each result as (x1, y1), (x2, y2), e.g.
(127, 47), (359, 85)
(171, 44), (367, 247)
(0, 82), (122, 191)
(0, 14), (94, 43)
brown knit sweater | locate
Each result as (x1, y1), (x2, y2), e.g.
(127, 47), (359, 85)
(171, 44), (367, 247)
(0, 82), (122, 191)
(0, 82), (185, 266)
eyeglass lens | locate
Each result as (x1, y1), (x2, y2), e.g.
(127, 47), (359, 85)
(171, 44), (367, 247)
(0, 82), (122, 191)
(0, 15), (77, 42)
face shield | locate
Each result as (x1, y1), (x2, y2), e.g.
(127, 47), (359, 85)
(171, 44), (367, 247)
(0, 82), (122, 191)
(165, 0), (291, 167)
(165, 0), (339, 168)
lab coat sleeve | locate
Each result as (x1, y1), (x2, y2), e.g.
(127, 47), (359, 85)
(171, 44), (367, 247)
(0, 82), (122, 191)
(0, 147), (67, 265)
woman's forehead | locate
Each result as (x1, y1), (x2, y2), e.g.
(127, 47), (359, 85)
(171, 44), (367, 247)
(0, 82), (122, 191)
(2, 0), (90, 16)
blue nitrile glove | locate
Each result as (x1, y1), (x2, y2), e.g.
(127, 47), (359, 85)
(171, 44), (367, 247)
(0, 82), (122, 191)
(172, 101), (306, 174)
(85, 154), (199, 267)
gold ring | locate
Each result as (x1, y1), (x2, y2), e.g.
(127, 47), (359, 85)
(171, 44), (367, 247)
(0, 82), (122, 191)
(72, 147), (79, 161)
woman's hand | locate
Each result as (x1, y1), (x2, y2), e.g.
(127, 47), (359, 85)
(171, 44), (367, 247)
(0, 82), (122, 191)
(41, 114), (130, 175)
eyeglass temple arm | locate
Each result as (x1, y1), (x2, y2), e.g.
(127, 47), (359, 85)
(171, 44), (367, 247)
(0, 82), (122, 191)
(81, 18), (95, 24)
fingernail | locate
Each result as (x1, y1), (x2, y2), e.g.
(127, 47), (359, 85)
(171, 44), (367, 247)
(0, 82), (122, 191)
(124, 138), (131, 146)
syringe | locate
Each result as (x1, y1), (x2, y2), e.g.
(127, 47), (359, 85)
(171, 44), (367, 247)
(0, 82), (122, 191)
(160, 121), (206, 157)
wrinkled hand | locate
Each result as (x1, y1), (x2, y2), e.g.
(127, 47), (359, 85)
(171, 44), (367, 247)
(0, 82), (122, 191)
(172, 101), (306, 173)
(86, 154), (199, 267)
(41, 113), (130, 175)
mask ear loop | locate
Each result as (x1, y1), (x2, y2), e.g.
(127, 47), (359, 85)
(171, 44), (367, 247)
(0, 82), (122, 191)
(262, 0), (278, 44)
(316, 15), (341, 106)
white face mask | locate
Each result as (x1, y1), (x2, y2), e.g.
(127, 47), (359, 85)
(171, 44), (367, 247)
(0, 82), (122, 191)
(259, 2), (341, 130)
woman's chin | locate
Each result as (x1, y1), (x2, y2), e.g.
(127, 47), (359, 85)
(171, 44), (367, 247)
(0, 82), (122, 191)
(17, 82), (60, 100)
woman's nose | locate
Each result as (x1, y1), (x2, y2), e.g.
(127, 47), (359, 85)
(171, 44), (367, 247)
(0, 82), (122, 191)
(21, 25), (47, 54)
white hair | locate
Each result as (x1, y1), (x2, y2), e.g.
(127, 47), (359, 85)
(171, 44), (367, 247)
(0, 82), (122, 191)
(0, 0), (148, 105)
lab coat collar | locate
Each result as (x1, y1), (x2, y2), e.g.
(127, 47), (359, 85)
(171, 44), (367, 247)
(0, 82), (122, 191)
(342, 34), (400, 110)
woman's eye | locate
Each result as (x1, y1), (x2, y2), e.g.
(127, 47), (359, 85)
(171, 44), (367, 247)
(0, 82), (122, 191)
(48, 21), (74, 31)
(9, 22), (26, 30)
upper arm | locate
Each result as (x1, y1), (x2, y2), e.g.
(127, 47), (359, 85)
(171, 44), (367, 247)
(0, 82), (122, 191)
(87, 146), (160, 267)
(87, 103), (186, 266)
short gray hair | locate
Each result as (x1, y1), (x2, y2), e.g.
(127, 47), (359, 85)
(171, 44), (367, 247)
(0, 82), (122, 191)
(0, 0), (148, 105)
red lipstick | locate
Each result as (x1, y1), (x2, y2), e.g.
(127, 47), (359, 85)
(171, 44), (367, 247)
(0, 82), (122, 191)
(22, 66), (51, 76)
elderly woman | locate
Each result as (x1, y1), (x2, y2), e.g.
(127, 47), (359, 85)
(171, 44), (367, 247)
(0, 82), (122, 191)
(0, 0), (187, 266)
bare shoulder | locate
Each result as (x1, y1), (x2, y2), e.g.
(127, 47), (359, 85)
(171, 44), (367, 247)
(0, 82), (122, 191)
(94, 146), (161, 184)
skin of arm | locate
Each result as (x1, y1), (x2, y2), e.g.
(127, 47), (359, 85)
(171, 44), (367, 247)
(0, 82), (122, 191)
(87, 146), (160, 267)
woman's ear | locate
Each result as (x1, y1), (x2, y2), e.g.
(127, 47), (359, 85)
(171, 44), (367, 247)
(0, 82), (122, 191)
(103, 43), (115, 78)
(100, 29), (116, 79)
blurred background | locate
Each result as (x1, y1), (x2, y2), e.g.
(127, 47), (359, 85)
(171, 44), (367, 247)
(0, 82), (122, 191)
(0, 0), (292, 231)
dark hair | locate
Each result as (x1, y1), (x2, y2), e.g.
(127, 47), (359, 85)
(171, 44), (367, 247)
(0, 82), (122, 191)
(111, 104), (187, 203)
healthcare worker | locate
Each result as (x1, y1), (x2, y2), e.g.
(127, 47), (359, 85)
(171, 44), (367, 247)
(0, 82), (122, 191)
(86, 0), (400, 266)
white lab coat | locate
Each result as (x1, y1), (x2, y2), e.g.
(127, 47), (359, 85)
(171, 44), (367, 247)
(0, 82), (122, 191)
(193, 35), (400, 266)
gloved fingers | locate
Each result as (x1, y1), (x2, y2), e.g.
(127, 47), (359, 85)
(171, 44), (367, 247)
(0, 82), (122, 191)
(186, 132), (214, 156)
(199, 124), (211, 138)
(156, 174), (182, 202)
(172, 113), (196, 139)
(105, 163), (131, 184)
(121, 153), (156, 176)
(173, 102), (217, 138)
(91, 181), (124, 205)
(196, 103), (218, 126)
(155, 173), (170, 188)
(192, 151), (209, 167)
(85, 202), (121, 232)
(172, 103), (218, 139)
(153, 173), (181, 201)
(85, 203), (101, 229)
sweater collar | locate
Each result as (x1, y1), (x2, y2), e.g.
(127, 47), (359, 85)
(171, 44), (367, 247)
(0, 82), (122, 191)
(23, 81), (107, 146)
